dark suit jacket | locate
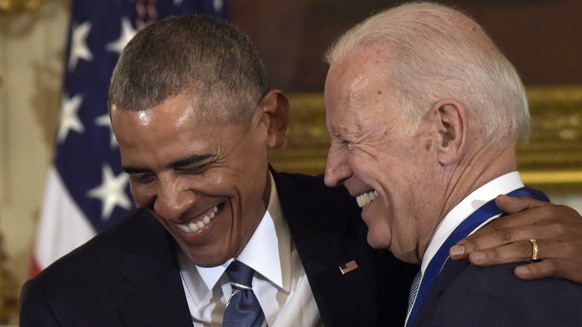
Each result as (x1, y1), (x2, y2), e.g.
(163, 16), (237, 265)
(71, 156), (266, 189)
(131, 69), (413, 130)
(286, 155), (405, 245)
(413, 259), (582, 327)
(20, 170), (416, 326)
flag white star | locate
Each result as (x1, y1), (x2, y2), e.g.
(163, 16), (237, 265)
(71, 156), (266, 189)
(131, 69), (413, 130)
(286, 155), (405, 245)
(95, 114), (118, 148)
(106, 17), (136, 55)
(68, 21), (93, 70)
(58, 94), (85, 143)
(213, 0), (223, 12)
(87, 164), (132, 220)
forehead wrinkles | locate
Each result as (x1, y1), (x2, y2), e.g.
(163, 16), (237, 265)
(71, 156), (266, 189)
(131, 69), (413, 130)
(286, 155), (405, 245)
(342, 71), (395, 138)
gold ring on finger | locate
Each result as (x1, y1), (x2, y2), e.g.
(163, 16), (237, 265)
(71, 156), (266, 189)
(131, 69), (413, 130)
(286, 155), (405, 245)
(529, 238), (541, 262)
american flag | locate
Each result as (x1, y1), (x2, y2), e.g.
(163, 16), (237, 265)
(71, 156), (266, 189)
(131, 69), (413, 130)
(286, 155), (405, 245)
(30, 0), (229, 277)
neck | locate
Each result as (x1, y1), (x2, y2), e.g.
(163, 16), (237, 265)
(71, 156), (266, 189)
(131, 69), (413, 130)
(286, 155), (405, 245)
(442, 144), (516, 217)
(416, 144), (517, 261)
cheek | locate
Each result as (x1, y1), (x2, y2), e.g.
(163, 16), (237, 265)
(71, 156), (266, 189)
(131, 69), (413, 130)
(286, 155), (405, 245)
(378, 184), (414, 234)
(351, 147), (389, 176)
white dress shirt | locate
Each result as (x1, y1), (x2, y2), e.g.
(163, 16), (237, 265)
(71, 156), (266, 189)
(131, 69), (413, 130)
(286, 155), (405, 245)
(179, 174), (323, 327)
(421, 171), (524, 274)
(405, 172), (525, 326)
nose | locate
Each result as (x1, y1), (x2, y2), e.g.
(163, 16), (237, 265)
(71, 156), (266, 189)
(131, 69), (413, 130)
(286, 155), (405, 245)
(153, 178), (195, 220)
(324, 146), (351, 187)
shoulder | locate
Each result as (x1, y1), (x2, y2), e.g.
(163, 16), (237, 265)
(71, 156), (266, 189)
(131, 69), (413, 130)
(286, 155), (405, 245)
(22, 209), (163, 296)
(20, 209), (177, 323)
(421, 261), (582, 326)
(454, 261), (582, 297)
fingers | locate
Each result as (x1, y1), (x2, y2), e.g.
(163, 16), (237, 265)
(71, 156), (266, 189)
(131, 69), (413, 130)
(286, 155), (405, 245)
(450, 196), (582, 283)
(495, 194), (549, 214)
(455, 202), (580, 253)
(453, 222), (570, 263)
(459, 239), (534, 266)
(452, 219), (539, 258)
(454, 234), (582, 284)
(514, 261), (556, 281)
(491, 196), (556, 228)
(514, 259), (582, 284)
(495, 198), (581, 229)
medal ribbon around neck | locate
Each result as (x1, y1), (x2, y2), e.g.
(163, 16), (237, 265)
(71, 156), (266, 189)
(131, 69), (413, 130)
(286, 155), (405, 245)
(405, 187), (549, 327)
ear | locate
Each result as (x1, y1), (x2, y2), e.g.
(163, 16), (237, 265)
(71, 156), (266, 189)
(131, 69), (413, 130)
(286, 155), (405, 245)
(432, 99), (466, 165)
(256, 89), (289, 149)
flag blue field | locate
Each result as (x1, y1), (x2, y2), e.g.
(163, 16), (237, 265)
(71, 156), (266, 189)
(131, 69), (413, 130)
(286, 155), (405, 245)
(31, 0), (229, 276)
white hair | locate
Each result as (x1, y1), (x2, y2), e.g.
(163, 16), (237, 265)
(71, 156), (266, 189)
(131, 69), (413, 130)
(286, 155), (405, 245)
(325, 1), (530, 145)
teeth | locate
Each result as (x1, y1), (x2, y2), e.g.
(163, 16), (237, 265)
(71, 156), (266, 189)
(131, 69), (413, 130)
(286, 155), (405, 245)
(187, 222), (199, 233)
(356, 190), (379, 208)
(177, 206), (218, 233)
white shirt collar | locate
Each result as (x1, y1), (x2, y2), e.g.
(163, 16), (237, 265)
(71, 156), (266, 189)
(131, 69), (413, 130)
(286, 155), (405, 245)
(420, 171), (524, 274)
(179, 172), (290, 305)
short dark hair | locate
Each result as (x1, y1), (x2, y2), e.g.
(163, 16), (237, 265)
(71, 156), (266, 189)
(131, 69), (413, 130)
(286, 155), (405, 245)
(108, 15), (269, 124)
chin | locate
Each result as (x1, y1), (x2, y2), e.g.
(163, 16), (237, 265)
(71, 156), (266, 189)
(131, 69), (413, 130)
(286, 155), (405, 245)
(390, 247), (421, 265)
(184, 249), (229, 267)
(366, 232), (391, 250)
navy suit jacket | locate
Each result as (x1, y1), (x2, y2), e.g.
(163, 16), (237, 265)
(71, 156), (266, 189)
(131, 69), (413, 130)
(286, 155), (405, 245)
(413, 259), (582, 326)
(20, 170), (416, 326)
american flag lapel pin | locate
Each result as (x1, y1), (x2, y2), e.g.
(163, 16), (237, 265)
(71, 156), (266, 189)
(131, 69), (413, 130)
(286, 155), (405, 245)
(339, 260), (359, 275)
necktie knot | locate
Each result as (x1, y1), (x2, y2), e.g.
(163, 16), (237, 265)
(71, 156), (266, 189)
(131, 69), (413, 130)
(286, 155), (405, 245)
(227, 260), (255, 288)
(223, 261), (265, 327)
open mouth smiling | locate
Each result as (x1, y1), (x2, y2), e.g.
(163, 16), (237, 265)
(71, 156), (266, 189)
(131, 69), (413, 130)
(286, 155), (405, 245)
(356, 190), (379, 208)
(176, 206), (219, 233)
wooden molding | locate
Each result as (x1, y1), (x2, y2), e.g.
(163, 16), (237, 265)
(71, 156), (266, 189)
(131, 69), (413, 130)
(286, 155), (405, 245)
(270, 86), (582, 193)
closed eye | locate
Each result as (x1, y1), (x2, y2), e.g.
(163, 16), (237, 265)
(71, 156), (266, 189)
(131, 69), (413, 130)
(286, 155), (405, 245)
(129, 172), (155, 184)
(175, 163), (210, 176)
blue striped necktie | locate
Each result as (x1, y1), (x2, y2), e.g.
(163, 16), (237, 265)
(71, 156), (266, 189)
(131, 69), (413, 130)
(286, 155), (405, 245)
(223, 261), (265, 327)
(407, 270), (422, 316)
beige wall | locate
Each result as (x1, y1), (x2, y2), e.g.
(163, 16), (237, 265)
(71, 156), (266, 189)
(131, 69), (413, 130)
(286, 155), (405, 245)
(0, 0), (69, 287)
(0, 0), (581, 296)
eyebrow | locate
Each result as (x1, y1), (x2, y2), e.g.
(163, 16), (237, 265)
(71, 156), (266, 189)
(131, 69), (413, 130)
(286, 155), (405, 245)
(122, 154), (215, 174)
(171, 154), (214, 168)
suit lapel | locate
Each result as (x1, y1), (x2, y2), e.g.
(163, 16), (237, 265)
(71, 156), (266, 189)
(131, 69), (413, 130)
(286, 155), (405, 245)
(304, 237), (379, 327)
(412, 259), (469, 327)
(272, 169), (379, 326)
(116, 210), (192, 327)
